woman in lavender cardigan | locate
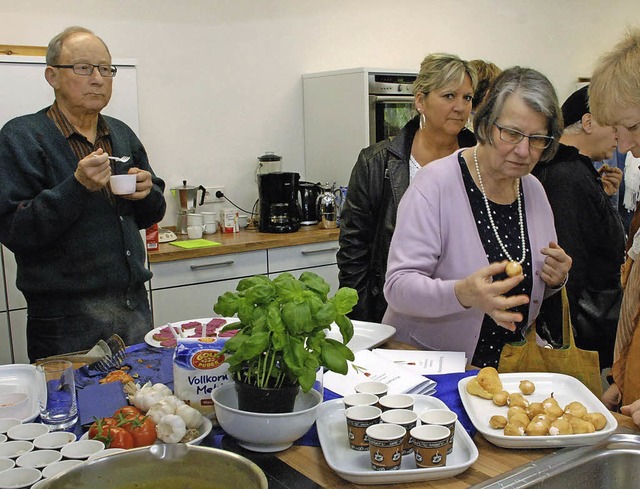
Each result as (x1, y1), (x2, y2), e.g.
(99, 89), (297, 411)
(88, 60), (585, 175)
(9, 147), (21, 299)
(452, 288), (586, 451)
(383, 67), (572, 368)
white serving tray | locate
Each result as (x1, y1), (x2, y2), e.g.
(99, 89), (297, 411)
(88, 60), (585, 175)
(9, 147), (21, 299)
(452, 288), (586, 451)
(316, 396), (478, 485)
(0, 364), (40, 422)
(458, 372), (618, 449)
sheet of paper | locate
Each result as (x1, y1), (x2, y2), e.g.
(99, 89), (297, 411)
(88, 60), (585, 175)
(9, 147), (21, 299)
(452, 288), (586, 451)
(324, 349), (436, 397)
(372, 349), (467, 375)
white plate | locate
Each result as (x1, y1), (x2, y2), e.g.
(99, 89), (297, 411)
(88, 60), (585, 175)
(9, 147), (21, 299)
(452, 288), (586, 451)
(326, 320), (396, 352)
(458, 372), (618, 449)
(316, 396), (478, 485)
(145, 317), (240, 348)
(0, 364), (40, 423)
(81, 416), (212, 446)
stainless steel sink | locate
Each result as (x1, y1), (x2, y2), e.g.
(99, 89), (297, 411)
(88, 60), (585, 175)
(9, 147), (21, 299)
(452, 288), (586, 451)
(472, 432), (640, 488)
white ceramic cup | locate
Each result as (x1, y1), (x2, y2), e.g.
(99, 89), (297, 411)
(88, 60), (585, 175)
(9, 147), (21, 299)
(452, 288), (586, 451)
(187, 225), (203, 239)
(201, 211), (217, 224)
(204, 222), (217, 234)
(187, 213), (204, 227)
(109, 174), (137, 195)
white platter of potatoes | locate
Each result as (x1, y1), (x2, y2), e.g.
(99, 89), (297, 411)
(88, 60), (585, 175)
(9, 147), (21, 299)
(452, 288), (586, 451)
(458, 372), (617, 448)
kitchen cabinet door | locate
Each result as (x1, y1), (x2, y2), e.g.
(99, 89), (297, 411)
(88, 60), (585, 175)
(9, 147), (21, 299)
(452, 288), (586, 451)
(2, 247), (26, 310)
(268, 241), (339, 274)
(150, 278), (245, 327)
(0, 313), (12, 365)
(9, 309), (28, 364)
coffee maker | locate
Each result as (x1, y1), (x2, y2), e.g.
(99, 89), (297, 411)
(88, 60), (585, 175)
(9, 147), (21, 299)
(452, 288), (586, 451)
(258, 172), (301, 233)
(170, 180), (206, 234)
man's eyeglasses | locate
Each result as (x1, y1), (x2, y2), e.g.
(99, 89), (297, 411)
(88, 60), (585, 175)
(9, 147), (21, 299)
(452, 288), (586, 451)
(494, 122), (553, 150)
(50, 63), (118, 78)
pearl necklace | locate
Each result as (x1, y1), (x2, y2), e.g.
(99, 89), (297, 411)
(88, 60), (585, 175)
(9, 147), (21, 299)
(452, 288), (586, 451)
(473, 146), (527, 271)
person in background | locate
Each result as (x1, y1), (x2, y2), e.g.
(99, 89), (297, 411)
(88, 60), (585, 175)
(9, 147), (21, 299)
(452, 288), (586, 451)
(532, 85), (625, 370)
(468, 59), (502, 126)
(0, 26), (166, 361)
(337, 53), (477, 323)
(383, 67), (571, 367)
(594, 149), (634, 233)
(590, 28), (640, 417)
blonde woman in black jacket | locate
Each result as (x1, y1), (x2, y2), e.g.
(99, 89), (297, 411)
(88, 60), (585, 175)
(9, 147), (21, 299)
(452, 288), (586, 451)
(337, 53), (477, 323)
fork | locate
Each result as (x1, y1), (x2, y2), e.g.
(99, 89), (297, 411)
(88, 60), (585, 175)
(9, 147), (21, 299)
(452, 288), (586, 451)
(108, 156), (131, 163)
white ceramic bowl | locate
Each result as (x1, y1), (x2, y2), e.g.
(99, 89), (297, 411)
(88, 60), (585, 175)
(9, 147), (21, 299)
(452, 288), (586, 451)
(16, 449), (62, 469)
(109, 174), (137, 195)
(0, 394), (30, 421)
(212, 382), (322, 452)
(0, 433), (7, 443)
(31, 480), (50, 489)
(0, 457), (16, 472)
(0, 467), (41, 488)
(41, 459), (83, 479)
(0, 418), (22, 434)
(7, 423), (49, 441)
(60, 439), (104, 459)
(0, 440), (34, 459)
(33, 431), (76, 450)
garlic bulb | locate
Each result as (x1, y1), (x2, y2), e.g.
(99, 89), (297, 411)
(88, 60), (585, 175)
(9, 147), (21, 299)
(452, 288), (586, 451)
(156, 414), (187, 444)
(175, 403), (204, 429)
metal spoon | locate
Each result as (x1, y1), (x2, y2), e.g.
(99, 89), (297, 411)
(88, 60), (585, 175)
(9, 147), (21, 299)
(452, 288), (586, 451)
(108, 156), (131, 163)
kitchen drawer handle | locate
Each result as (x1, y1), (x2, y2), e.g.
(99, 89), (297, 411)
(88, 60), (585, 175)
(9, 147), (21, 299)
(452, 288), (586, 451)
(190, 260), (235, 271)
(301, 247), (339, 256)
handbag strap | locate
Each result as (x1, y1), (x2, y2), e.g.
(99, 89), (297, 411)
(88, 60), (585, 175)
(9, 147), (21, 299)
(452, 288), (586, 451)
(525, 287), (575, 348)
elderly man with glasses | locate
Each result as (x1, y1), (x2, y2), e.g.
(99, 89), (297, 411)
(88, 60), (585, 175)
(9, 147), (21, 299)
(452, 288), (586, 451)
(0, 26), (166, 361)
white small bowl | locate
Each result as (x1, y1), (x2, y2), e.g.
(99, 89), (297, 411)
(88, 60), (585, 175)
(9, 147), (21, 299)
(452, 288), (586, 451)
(34, 431), (76, 450)
(0, 440), (34, 459)
(60, 439), (104, 459)
(0, 433), (7, 443)
(0, 418), (21, 434)
(0, 394), (30, 421)
(16, 449), (62, 469)
(7, 423), (49, 441)
(87, 447), (125, 461)
(0, 457), (16, 472)
(31, 480), (50, 489)
(41, 459), (83, 479)
(0, 467), (41, 488)
(110, 174), (137, 195)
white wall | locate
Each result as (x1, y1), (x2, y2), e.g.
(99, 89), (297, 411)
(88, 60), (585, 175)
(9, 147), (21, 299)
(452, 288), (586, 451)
(1, 0), (638, 227)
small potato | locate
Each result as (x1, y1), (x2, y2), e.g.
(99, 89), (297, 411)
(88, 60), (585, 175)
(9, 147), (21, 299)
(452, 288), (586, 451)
(492, 390), (509, 407)
(525, 416), (551, 436)
(519, 380), (535, 395)
(477, 367), (504, 394)
(466, 377), (493, 399)
(548, 417), (573, 436)
(564, 401), (587, 419)
(526, 402), (545, 419)
(542, 396), (564, 418)
(507, 392), (529, 409)
(489, 415), (508, 429)
(509, 412), (531, 427)
(569, 417), (595, 434)
(583, 413), (607, 431)
(507, 406), (528, 420)
(503, 421), (526, 436)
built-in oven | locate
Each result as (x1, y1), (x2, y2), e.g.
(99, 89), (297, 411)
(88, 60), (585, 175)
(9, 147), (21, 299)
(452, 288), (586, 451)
(369, 73), (417, 143)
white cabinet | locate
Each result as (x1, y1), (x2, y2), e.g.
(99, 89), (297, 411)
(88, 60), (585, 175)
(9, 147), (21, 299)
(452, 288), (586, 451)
(267, 241), (339, 293)
(8, 310), (28, 364)
(148, 250), (267, 326)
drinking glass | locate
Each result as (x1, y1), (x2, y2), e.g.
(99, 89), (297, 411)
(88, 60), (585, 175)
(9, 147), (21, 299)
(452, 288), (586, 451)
(36, 360), (78, 430)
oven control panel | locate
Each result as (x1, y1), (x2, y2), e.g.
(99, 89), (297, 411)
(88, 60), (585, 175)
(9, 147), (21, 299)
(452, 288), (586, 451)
(368, 73), (417, 95)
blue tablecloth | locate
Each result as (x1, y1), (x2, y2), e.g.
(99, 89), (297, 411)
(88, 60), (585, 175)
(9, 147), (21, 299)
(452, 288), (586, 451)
(73, 344), (479, 447)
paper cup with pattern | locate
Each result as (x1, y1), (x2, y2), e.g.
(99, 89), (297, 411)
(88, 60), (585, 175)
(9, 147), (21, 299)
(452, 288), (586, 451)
(419, 408), (457, 454)
(410, 424), (449, 468)
(366, 423), (405, 471)
(345, 405), (381, 451)
(378, 394), (414, 412)
(343, 393), (379, 409)
(380, 408), (418, 455)
(355, 381), (389, 398)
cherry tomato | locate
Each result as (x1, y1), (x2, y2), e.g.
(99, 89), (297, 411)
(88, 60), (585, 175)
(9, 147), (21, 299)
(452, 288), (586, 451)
(120, 415), (157, 447)
(88, 417), (118, 443)
(108, 427), (135, 449)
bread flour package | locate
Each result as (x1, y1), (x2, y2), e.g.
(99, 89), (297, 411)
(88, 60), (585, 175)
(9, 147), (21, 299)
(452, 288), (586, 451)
(173, 337), (232, 423)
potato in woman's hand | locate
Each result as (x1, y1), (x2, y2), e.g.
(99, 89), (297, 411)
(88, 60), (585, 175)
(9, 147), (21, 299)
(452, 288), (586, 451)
(477, 367), (503, 394)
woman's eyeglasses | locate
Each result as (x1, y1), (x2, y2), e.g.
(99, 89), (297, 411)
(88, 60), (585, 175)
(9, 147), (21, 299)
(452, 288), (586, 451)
(494, 122), (553, 150)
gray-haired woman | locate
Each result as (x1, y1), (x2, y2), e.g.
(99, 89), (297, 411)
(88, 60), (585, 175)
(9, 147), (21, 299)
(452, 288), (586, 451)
(383, 67), (572, 368)
(338, 53), (477, 324)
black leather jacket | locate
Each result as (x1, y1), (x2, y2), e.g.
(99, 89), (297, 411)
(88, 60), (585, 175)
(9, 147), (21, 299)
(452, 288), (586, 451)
(337, 116), (476, 323)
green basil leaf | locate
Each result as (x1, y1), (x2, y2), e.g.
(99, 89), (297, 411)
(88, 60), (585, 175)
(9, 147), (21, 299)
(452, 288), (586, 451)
(237, 275), (270, 291)
(282, 301), (312, 334)
(320, 339), (350, 374)
(299, 271), (330, 300)
(334, 314), (354, 344)
(315, 302), (337, 327)
(331, 287), (359, 315)
(283, 336), (306, 374)
(234, 331), (270, 361)
(244, 283), (276, 305)
(213, 291), (239, 317)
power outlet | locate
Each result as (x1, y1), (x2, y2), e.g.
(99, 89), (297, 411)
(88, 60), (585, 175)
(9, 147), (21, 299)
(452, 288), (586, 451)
(203, 186), (225, 203)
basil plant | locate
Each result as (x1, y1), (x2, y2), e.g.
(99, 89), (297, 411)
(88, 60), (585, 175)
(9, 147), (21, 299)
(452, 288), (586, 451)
(214, 272), (358, 393)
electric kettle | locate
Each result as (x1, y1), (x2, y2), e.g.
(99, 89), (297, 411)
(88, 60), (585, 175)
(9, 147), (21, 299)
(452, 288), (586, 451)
(298, 181), (321, 225)
(316, 183), (338, 229)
